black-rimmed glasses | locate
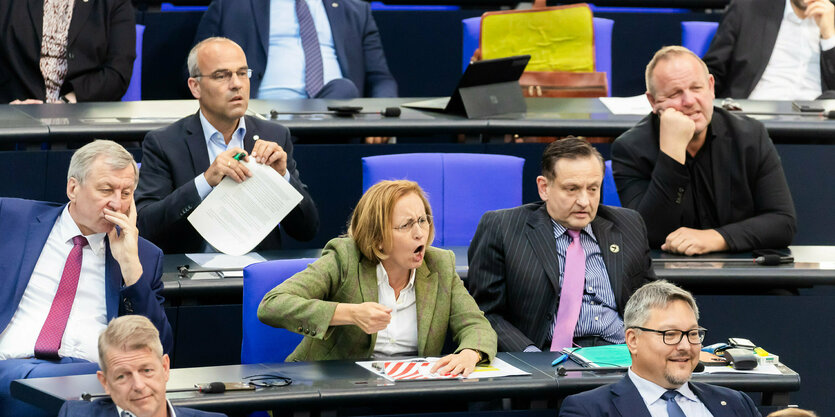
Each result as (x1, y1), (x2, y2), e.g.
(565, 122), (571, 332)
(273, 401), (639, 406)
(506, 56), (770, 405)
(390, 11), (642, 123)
(193, 68), (253, 82)
(630, 327), (706, 345)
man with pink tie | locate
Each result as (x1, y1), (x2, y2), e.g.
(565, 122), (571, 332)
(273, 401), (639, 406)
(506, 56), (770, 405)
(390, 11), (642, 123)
(468, 137), (655, 352)
(0, 140), (171, 416)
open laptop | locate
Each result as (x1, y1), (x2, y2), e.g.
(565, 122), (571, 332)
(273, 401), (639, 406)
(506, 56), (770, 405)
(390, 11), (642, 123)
(403, 55), (530, 118)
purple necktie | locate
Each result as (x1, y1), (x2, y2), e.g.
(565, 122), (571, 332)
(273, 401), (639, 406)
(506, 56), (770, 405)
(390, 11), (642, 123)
(34, 235), (88, 359)
(550, 229), (586, 352)
(296, 0), (325, 98)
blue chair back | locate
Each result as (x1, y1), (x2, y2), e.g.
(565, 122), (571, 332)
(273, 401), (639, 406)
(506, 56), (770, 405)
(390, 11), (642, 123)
(371, 2), (458, 10)
(602, 160), (621, 207)
(681, 21), (719, 58)
(160, 2), (209, 11)
(121, 24), (144, 101)
(242, 258), (316, 364)
(461, 17), (613, 96)
(362, 153), (524, 247)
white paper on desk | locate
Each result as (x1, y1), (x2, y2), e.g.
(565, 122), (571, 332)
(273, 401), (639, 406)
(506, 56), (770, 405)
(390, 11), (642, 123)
(697, 363), (782, 375)
(356, 356), (530, 382)
(187, 160), (303, 256)
(599, 95), (653, 115)
(186, 252), (267, 269)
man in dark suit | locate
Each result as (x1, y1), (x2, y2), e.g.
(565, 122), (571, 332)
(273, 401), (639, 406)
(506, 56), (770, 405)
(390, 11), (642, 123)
(136, 37), (319, 254)
(468, 137), (655, 353)
(559, 280), (761, 417)
(612, 46), (796, 255)
(58, 315), (225, 417)
(0, 0), (136, 103)
(0, 140), (172, 416)
(193, 0), (397, 99)
(703, 0), (835, 100)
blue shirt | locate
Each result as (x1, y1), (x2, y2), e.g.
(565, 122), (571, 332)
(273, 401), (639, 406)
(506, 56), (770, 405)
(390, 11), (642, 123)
(258, 0), (343, 99)
(192, 110), (247, 200)
(550, 219), (624, 344)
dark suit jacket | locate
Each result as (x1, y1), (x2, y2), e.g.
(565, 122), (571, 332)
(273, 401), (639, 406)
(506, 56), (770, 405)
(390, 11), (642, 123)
(259, 238), (497, 362)
(0, 0), (135, 102)
(0, 198), (173, 353)
(703, 0), (835, 98)
(193, 0), (397, 98)
(136, 113), (319, 254)
(467, 202), (655, 352)
(59, 398), (227, 416)
(559, 374), (761, 417)
(611, 107), (797, 252)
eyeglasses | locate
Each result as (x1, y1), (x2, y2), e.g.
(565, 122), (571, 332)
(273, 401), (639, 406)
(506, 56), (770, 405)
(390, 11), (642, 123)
(193, 68), (253, 82)
(393, 215), (432, 232)
(244, 374), (292, 388)
(630, 326), (706, 345)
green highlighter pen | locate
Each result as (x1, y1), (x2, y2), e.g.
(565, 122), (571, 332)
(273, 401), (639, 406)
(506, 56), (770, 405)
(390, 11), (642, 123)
(233, 152), (246, 161)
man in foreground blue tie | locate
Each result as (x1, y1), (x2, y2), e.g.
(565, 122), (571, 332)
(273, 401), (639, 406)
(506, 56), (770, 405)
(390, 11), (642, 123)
(559, 280), (761, 417)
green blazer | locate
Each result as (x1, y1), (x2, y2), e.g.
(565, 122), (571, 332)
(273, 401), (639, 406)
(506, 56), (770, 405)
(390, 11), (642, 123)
(258, 237), (497, 363)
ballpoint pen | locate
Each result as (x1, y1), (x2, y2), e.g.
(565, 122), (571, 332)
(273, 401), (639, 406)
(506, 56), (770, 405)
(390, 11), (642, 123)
(551, 353), (569, 366)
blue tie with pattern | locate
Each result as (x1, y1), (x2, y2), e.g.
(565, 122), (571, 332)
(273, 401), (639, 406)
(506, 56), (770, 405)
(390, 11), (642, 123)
(661, 390), (687, 417)
(295, 0), (325, 97)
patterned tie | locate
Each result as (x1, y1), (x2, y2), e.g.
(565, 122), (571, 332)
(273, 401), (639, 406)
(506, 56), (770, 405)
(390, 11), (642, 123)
(295, 0), (325, 98)
(662, 390), (687, 417)
(34, 235), (88, 359)
(550, 229), (586, 351)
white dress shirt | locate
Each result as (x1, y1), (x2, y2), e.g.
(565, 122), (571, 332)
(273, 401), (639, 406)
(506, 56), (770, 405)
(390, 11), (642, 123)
(372, 264), (418, 357)
(628, 368), (714, 417)
(0, 205), (108, 363)
(749, 0), (835, 100)
(258, 0), (343, 99)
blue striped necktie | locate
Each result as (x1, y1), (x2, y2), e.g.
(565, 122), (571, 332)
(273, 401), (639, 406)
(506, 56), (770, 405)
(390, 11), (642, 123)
(295, 0), (325, 98)
(661, 390), (687, 417)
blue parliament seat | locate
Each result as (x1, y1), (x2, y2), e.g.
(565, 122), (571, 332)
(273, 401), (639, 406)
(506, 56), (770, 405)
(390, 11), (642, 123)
(461, 16), (614, 96)
(160, 2), (209, 11)
(241, 258), (315, 364)
(121, 24), (144, 102)
(681, 21), (719, 58)
(362, 153), (524, 247)
(602, 160), (621, 207)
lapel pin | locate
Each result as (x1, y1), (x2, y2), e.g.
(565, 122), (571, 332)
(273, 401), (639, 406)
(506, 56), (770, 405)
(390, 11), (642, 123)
(332, 2), (339, 7)
(609, 244), (620, 253)
(253, 135), (260, 141)
(720, 401), (727, 406)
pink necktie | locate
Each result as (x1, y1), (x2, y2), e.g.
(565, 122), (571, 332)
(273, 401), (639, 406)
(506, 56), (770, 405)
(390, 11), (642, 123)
(550, 229), (586, 352)
(34, 235), (88, 359)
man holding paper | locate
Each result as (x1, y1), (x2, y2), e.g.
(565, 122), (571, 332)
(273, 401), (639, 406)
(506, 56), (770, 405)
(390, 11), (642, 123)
(136, 37), (319, 254)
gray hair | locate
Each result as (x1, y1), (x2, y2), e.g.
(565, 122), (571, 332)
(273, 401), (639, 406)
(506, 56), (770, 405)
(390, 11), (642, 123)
(624, 280), (699, 329)
(645, 45), (710, 97)
(67, 139), (138, 187)
(188, 36), (238, 78)
(98, 315), (163, 373)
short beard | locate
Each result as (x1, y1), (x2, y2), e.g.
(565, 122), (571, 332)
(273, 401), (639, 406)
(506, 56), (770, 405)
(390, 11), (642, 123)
(791, 0), (807, 11)
(664, 368), (692, 387)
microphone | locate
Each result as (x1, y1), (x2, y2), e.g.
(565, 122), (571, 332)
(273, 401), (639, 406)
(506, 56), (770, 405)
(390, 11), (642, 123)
(755, 254), (789, 266)
(555, 362), (705, 377)
(268, 107), (401, 119)
(196, 382), (226, 393)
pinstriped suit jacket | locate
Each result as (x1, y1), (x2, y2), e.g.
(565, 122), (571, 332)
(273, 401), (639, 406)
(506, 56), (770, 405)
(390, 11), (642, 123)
(258, 238), (497, 362)
(467, 202), (655, 352)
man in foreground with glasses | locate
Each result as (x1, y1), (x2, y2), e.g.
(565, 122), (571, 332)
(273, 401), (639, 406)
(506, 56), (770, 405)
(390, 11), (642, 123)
(58, 315), (225, 417)
(136, 37), (319, 254)
(559, 280), (761, 416)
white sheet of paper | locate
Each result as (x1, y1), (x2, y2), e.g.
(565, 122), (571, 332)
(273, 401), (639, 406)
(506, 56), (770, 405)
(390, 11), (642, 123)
(356, 356), (530, 382)
(188, 160), (303, 256)
(697, 363), (783, 375)
(185, 252), (267, 269)
(599, 95), (653, 115)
